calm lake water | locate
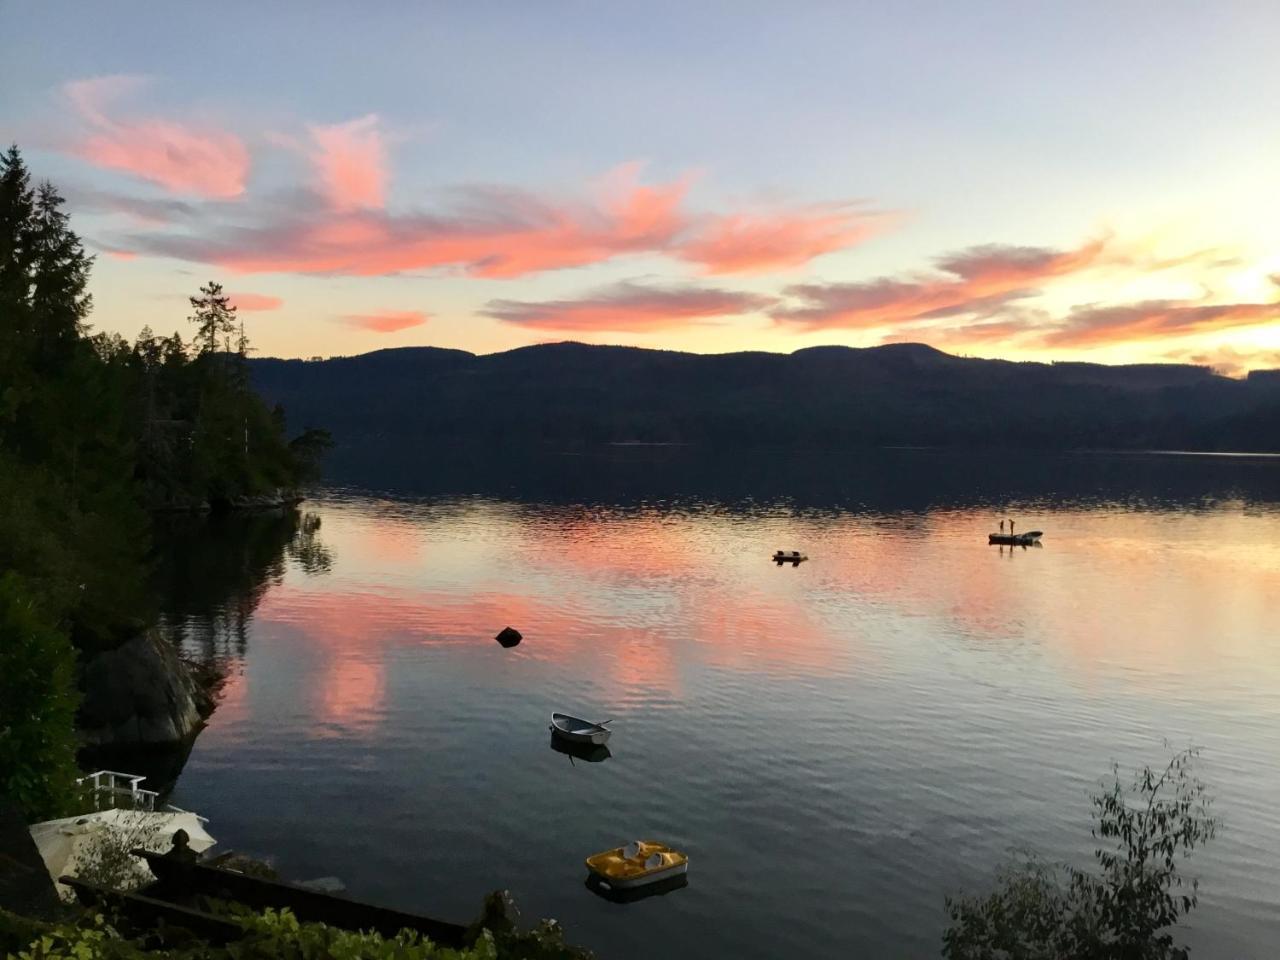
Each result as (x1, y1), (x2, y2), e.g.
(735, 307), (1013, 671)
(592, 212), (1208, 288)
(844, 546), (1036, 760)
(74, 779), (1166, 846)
(158, 448), (1280, 958)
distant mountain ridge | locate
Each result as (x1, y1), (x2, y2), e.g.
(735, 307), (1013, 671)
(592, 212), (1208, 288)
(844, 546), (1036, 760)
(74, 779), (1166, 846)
(249, 342), (1280, 452)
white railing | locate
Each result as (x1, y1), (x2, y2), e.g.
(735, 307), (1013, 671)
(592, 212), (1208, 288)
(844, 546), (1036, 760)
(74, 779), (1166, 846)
(76, 770), (160, 812)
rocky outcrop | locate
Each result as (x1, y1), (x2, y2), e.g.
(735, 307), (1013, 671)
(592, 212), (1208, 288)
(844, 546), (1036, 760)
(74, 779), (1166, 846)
(150, 488), (303, 513)
(78, 630), (211, 747)
(224, 488), (303, 511)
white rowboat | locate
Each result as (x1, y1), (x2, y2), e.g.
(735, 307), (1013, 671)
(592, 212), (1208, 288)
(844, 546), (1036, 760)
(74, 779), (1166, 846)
(550, 712), (612, 746)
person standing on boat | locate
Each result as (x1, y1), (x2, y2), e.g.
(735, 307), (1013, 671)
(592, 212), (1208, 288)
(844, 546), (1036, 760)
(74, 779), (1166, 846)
(1010, 519), (1015, 536)
(999, 519), (1004, 534)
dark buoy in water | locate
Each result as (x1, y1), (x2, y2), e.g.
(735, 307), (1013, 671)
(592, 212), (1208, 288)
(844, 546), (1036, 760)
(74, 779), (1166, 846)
(495, 626), (522, 648)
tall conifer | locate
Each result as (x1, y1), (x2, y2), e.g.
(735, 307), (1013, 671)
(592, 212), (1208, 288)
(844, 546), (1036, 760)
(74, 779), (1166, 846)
(188, 280), (238, 354)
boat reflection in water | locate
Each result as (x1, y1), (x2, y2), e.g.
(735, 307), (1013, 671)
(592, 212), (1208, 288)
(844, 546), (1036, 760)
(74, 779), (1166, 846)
(549, 735), (612, 764)
(584, 873), (689, 904)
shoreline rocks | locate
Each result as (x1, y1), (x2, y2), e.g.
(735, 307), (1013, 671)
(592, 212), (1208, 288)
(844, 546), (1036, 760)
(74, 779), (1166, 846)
(150, 488), (304, 514)
(77, 629), (212, 748)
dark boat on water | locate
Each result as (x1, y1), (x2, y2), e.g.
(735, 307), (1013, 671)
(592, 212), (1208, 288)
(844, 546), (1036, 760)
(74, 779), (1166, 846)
(988, 530), (1044, 546)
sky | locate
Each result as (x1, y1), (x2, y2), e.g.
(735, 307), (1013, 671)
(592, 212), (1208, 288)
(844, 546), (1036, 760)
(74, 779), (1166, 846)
(2, 1), (1278, 373)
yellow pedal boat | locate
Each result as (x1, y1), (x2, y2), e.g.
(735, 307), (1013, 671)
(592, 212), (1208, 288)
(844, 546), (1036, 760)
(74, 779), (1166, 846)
(585, 840), (688, 889)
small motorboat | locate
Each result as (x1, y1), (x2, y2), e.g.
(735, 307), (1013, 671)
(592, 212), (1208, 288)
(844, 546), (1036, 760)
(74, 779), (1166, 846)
(988, 530), (1044, 546)
(585, 841), (688, 890)
(773, 550), (807, 563)
(549, 713), (612, 746)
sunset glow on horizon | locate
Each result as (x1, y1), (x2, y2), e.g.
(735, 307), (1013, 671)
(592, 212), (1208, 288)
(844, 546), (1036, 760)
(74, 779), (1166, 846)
(4, 3), (1278, 373)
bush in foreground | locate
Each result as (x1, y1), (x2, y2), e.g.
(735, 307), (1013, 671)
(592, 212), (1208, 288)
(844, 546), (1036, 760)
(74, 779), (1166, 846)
(944, 748), (1218, 960)
(1, 897), (593, 960)
(0, 572), (81, 821)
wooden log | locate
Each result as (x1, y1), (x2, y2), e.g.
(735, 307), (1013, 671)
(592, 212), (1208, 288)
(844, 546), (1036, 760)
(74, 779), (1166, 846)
(135, 850), (467, 947)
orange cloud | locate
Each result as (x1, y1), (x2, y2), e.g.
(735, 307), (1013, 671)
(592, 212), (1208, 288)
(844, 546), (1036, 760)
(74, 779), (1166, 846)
(1164, 346), (1280, 378)
(484, 281), (775, 332)
(679, 203), (887, 274)
(64, 76), (249, 199)
(340, 309), (429, 332)
(104, 249), (137, 261)
(881, 319), (1037, 350)
(1040, 299), (1279, 347)
(775, 237), (1107, 329)
(307, 115), (387, 211)
(228, 292), (283, 311)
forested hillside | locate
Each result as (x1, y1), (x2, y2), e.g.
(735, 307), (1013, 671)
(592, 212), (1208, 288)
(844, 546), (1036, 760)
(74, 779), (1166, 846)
(251, 343), (1280, 452)
(0, 146), (326, 819)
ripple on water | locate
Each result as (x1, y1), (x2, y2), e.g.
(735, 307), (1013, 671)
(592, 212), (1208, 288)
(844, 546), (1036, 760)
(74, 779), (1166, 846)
(169, 471), (1280, 960)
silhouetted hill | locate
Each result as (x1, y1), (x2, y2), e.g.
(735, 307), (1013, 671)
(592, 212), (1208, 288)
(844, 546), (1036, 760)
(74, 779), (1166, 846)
(249, 343), (1280, 452)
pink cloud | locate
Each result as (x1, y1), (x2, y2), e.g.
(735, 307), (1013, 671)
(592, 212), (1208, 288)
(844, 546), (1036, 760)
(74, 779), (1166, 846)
(774, 238), (1107, 329)
(117, 151), (879, 280)
(227, 292), (283, 311)
(1041, 299), (1279, 347)
(64, 76), (249, 198)
(307, 115), (387, 211)
(104, 249), (137, 261)
(126, 164), (693, 278)
(340, 309), (429, 333)
(679, 203), (888, 274)
(485, 280), (775, 332)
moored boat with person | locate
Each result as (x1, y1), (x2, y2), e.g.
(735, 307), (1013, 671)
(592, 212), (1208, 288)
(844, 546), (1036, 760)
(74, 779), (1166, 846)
(988, 530), (1043, 545)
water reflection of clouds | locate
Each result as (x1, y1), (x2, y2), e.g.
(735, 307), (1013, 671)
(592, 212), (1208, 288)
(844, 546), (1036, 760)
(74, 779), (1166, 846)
(315, 656), (386, 738)
(799, 510), (1280, 688)
(247, 576), (854, 735)
(227, 497), (1280, 735)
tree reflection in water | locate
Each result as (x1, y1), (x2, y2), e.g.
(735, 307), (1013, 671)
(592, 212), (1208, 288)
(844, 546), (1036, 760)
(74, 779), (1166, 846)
(153, 508), (333, 664)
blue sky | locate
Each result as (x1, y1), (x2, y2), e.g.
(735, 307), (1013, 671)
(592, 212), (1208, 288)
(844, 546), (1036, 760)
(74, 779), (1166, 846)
(3, 1), (1278, 370)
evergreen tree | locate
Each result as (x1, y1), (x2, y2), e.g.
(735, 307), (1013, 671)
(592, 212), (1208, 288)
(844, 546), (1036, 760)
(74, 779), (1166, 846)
(0, 145), (328, 819)
(0, 145), (36, 428)
(30, 180), (93, 368)
(188, 280), (237, 354)
(0, 145), (35, 313)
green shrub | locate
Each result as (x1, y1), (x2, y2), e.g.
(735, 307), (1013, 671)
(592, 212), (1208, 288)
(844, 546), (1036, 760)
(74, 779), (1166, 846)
(4, 909), (501, 960)
(72, 811), (166, 896)
(944, 748), (1219, 960)
(0, 907), (55, 957)
(229, 907), (497, 959)
(0, 572), (81, 821)
(2, 900), (592, 960)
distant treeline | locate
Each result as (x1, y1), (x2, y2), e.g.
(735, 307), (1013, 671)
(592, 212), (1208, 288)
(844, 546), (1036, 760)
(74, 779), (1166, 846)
(250, 342), (1280, 452)
(0, 146), (326, 819)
